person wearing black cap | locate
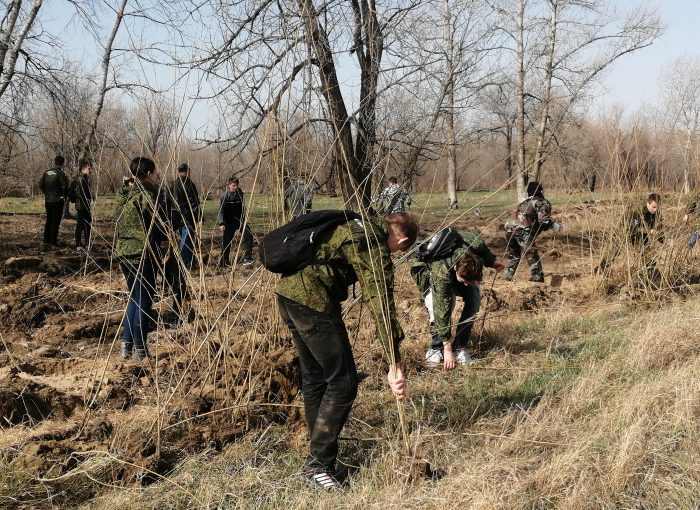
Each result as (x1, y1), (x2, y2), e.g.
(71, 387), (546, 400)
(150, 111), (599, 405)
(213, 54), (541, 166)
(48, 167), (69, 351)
(503, 181), (561, 282)
(171, 163), (201, 269)
(39, 155), (69, 246)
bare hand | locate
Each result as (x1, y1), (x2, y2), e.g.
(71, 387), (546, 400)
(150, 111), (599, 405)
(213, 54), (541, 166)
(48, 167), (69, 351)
(683, 214), (689, 224)
(387, 364), (406, 400)
(492, 259), (506, 272)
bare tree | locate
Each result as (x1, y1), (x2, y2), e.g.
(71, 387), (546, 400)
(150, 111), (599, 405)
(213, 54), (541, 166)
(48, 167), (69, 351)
(659, 55), (700, 195)
(490, 0), (662, 198)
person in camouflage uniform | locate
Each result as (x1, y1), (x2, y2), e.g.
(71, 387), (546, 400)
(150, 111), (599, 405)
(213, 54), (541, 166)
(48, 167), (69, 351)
(276, 212), (418, 490)
(596, 193), (663, 274)
(411, 230), (504, 369)
(285, 174), (313, 219)
(372, 176), (412, 216)
(39, 155), (69, 246)
(114, 157), (173, 360)
(73, 160), (93, 250)
(504, 181), (559, 283)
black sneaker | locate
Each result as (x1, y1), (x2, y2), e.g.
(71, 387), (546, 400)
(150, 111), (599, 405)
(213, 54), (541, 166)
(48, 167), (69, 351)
(133, 349), (149, 361)
(303, 469), (344, 491)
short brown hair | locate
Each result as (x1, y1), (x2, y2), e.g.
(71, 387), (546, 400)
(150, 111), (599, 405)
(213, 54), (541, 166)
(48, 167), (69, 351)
(454, 253), (483, 283)
(647, 193), (661, 204)
(386, 212), (419, 247)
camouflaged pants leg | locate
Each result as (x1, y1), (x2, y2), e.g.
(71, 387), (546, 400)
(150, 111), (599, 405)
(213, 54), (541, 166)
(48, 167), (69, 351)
(526, 246), (544, 282)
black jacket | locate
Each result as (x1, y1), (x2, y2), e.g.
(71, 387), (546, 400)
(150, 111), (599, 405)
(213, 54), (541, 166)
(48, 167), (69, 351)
(171, 176), (201, 228)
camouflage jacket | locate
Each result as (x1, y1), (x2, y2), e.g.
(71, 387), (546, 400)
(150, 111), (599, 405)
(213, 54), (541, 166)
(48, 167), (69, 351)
(621, 201), (662, 245)
(276, 217), (404, 362)
(504, 195), (553, 238)
(285, 180), (313, 218)
(39, 166), (69, 203)
(74, 173), (92, 212)
(411, 231), (495, 343)
(114, 180), (172, 261)
(374, 183), (411, 215)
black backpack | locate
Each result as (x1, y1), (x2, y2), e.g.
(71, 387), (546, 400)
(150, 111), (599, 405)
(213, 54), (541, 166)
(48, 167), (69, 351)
(259, 210), (362, 274)
(416, 227), (463, 263)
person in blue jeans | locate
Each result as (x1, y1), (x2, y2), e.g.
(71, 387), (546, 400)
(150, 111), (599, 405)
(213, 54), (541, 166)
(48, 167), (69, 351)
(171, 163), (201, 269)
(411, 230), (503, 369)
(114, 157), (171, 360)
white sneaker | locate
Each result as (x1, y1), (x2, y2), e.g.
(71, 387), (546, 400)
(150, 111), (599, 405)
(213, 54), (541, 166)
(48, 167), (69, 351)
(454, 349), (474, 365)
(241, 258), (254, 267)
(425, 348), (443, 365)
(303, 469), (343, 491)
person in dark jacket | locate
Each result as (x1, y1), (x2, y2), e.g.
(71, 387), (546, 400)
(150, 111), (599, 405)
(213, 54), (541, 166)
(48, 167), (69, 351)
(171, 163), (201, 269)
(73, 160), (93, 250)
(218, 177), (254, 267)
(39, 155), (69, 246)
(596, 193), (663, 274)
(276, 212), (419, 489)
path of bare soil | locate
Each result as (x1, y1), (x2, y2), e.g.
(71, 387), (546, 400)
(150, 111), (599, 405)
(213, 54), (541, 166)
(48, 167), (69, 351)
(0, 202), (674, 507)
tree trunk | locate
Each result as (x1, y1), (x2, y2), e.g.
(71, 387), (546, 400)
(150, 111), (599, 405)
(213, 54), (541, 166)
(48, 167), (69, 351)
(0, 0), (43, 99)
(298, 0), (360, 209)
(532, 0), (557, 181)
(444, 0), (458, 209)
(515, 0), (527, 200)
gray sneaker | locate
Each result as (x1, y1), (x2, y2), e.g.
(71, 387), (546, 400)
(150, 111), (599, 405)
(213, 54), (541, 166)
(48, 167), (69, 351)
(454, 348), (474, 365)
(425, 348), (443, 365)
(241, 258), (254, 267)
(120, 342), (132, 359)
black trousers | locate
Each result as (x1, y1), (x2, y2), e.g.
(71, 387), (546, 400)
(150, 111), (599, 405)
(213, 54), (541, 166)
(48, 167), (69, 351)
(43, 200), (64, 245)
(75, 208), (92, 248)
(220, 221), (253, 264)
(276, 295), (358, 471)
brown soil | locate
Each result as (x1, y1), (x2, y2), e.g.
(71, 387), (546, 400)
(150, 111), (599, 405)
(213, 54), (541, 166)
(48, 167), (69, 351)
(0, 202), (657, 507)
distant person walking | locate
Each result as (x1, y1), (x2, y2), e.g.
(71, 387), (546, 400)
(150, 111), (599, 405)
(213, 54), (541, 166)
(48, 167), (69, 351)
(285, 174), (313, 219)
(39, 155), (69, 247)
(72, 160), (94, 250)
(171, 163), (201, 269)
(218, 177), (254, 267)
(372, 176), (412, 216)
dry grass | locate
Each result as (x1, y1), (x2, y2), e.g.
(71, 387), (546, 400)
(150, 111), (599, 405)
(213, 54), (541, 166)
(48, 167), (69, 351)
(73, 297), (700, 510)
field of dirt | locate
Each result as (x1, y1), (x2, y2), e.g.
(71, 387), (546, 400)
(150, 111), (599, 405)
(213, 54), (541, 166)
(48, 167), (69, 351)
(0, 200), (690, 507)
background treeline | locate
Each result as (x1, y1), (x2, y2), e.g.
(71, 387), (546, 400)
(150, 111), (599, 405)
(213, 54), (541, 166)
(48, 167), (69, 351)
(2, 0), (697, 204)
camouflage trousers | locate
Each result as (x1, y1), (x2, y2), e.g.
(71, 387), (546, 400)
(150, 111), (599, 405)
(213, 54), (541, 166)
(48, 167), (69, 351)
(505, 232), (544, 282)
